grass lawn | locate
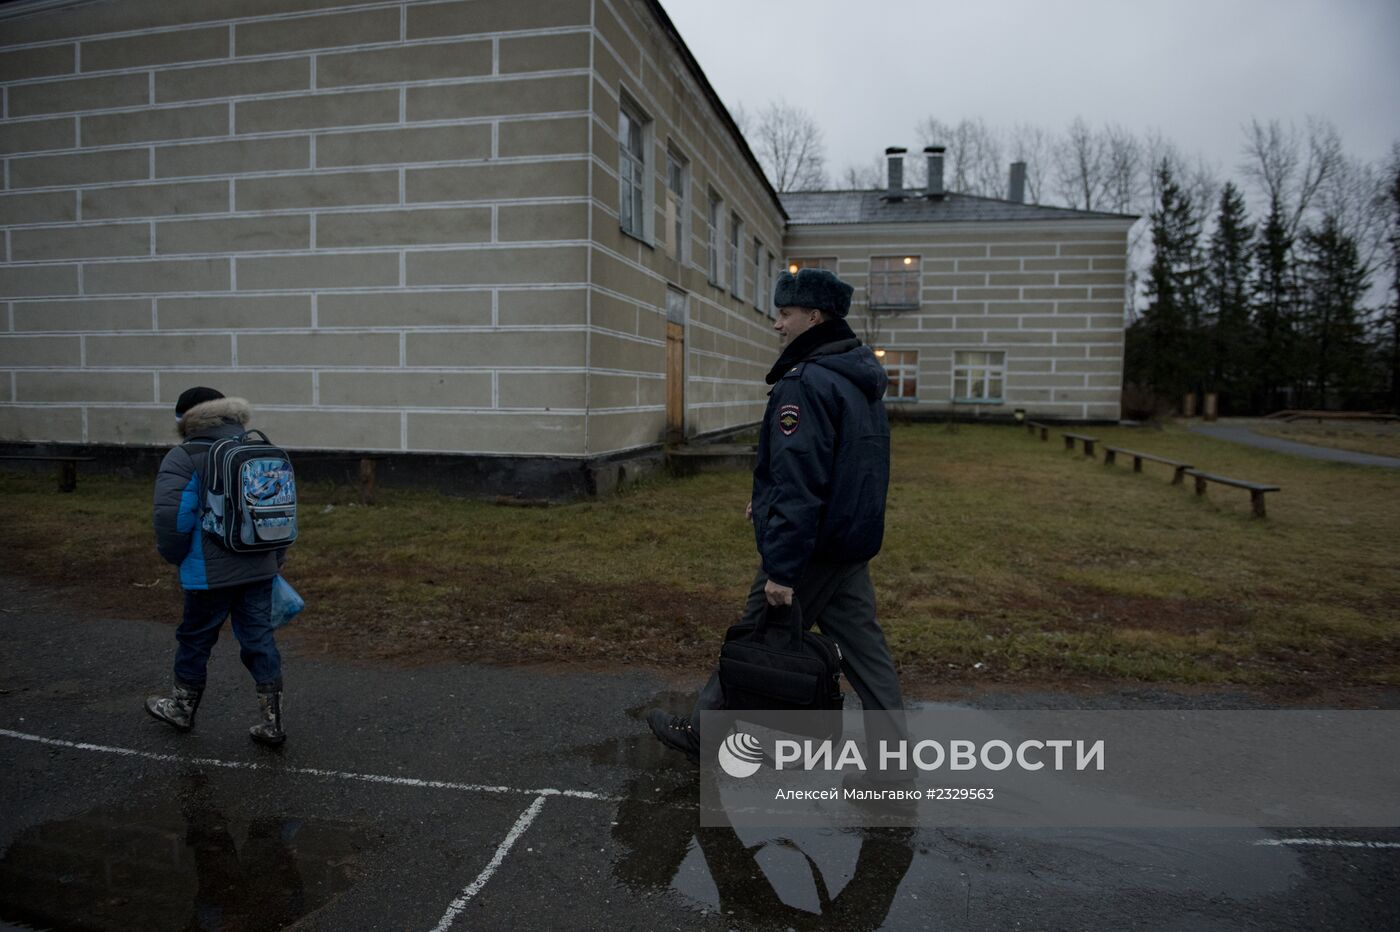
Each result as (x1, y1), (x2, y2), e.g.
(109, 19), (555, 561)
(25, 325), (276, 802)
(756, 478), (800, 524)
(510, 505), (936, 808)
(2, 421), (1397, 697)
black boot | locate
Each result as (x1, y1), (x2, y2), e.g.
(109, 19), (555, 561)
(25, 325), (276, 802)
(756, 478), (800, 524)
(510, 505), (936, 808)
(145, 681), (202, 732)
(646, 709), (700, 762)
(249, 689), (286, 746)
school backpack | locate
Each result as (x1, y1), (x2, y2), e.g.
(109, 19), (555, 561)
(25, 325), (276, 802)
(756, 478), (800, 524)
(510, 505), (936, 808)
(187, 429), (298, 553)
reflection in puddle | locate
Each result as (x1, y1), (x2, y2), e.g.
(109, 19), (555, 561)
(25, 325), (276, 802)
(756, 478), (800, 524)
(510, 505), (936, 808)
(612, 777), (916, 927)
(605, 691), (918, 928)
(0, 773), (369, 932)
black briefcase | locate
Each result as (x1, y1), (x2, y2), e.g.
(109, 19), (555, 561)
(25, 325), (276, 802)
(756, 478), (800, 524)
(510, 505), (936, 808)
(718, 597), (844, 712)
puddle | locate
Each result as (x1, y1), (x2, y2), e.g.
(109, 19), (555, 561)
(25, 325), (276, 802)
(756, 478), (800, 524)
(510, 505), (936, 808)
(0, 773), (370, 932)
(595, 688), (922, 926)
(610, 771), (917, 926)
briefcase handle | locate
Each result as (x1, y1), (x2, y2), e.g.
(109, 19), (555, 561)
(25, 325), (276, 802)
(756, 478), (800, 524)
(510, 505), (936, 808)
(753, 593), (805, 652)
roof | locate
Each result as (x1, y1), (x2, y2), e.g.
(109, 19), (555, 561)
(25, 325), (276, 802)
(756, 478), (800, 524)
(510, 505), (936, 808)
(781, 189), (1137, 226)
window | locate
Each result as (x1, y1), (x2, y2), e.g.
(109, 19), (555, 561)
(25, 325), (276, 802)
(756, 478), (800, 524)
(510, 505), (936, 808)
(729, 212), (744, 301)
(785, 257), (837, 274)
(754, 241), (767, 312)
(952, 351), (1006, 404)
(869, 255), (920, 308)
(767, 254), (779, 317)
(665, 149), (688, 261)
(707, 191), (723, 285)
(666, 286), (687, 325)
(880, 350), (919, 400)
(618, 99), (648, 239)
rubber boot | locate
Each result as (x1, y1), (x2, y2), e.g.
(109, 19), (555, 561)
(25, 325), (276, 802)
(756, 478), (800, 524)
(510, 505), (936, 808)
(145, 681), (202, 732)
(249, 690), (286, 746)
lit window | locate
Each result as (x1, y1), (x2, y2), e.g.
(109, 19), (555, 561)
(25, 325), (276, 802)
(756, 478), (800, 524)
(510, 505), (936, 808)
(665, 150), (688, 261)
(952, 351), (1006, 404)
(881, 350), (919, 400)
(869, 255), (920, 308)
(786, 257), (837, 275)
(618, 99), (648, 239)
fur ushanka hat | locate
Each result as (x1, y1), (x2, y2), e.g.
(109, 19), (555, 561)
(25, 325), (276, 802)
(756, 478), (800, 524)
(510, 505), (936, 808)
(772, 268), (854, 318)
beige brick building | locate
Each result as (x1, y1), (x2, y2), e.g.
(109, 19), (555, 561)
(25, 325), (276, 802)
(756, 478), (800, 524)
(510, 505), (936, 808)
(0, 0), (1131, 493)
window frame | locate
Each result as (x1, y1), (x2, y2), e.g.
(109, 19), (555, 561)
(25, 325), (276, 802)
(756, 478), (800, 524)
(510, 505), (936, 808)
(729, 211), (745, 302)
(951, 350), (1007, 405)
(617, 94), (651, 242)
(785, 256), (838, 275)
(664, 147), (689, 262)
(753, 240), (767, 313)
(881, 349), (920, 401)
(868, 255), (921, 310)
(706, 190), (723, 286)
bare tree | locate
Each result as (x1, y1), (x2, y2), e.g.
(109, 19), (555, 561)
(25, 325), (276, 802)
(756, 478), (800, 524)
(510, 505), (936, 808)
(837, 155), (885, 190)
(1053, 117), (1106, 210)
(1316, 154), (1389, 274)
(1101, 123), (1144, 214)
(1240, 117), (1343, 236)
(915, 116), (1003, 196)
(741, 99), (828, 192)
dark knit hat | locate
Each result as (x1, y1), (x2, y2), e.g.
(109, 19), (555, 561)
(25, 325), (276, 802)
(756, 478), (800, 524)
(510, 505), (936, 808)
(175, 386), (224, 418)
(773, 268), (854, 318)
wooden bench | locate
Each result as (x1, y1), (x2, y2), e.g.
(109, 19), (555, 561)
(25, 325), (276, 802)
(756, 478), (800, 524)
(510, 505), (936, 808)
(1103, 446), (1194, 485)
(1182, 469), (1281, 518)
(1025, 420), (1051, 441)
(1061, 432), (1099, 457)
(0, 454), (95, 492)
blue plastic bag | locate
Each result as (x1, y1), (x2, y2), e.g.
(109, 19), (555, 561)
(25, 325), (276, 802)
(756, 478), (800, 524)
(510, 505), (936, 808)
(270, 575), (304, 629)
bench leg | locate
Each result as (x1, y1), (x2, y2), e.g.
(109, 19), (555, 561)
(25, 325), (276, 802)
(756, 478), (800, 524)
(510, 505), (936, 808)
(58, 461), (77, 493)
(1133, 457), (1143, 473)
(1251, 491), (1267, 518)
(1171, 466), (1185, 485)
(1104, 450), (1116, 466)
(1194, 476), (1207, 496)
(359, 457), (377, 506)
(1039, 427), (1048, 441)
(1084, 440), (1095, 458)
(1063, 436), (1073, 451)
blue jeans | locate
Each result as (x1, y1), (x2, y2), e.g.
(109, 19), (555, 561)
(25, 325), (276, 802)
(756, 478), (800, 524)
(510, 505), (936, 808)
(174, 578), (282, 692)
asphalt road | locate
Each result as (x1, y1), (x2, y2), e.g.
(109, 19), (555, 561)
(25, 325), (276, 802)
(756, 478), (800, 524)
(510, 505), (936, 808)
(1187, 420), (1400, 468)
(2, 578), (1397, 931)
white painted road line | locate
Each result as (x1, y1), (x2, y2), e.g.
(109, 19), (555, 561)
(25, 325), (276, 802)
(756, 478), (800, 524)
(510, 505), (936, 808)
(432, 794), (549, 931)
(1253, 838), (1400, 850)
(0, 727), (616, 802)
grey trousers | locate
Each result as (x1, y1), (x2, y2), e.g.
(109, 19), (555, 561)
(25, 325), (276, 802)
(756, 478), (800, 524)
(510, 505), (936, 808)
(691, 560), (906, 728)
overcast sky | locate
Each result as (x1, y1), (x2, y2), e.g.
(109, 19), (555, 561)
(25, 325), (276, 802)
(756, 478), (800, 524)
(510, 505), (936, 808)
(664, 0), (1400, 187)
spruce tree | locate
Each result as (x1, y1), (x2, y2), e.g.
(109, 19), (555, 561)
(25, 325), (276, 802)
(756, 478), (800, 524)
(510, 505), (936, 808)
(1250, 196), (1298, 411)
(1127, 161), (1202, 406)
(1299, 216), (1370, 408)
(1386, 155), (1400, 411)
(1203, 182), (1253, 413)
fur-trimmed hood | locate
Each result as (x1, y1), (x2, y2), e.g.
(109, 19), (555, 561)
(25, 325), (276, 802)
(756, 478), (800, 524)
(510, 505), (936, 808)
(178, 396), (251, 438)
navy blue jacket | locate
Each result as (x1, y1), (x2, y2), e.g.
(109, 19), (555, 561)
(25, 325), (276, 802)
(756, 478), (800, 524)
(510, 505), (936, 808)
(751, 332), (891, 586)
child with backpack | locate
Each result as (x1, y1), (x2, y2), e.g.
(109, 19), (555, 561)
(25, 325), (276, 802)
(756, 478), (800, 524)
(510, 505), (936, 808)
(146, 386), (297, 746)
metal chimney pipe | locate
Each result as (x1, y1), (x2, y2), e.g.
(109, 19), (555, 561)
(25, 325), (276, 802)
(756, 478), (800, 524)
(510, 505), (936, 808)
(1008, 161), (1027, 204)
(924, 145), (945, 199)
(885, 146), (907, 199)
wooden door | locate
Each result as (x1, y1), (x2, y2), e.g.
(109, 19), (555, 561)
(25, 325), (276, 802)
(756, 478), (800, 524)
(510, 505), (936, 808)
(666, 321), (684, 444)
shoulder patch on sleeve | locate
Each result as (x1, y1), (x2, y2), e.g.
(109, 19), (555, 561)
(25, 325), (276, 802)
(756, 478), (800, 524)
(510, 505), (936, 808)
(778, 404), (800, 436)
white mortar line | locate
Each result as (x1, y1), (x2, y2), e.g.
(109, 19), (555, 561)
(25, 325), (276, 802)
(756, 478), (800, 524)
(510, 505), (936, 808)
(0, 728), (614, 801)
(432, 794), (548, 932)
(1253, 838), (1400, 850)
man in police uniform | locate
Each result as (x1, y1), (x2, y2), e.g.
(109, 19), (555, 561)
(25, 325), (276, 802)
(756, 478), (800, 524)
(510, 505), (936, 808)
(648, 268), (905, 762)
